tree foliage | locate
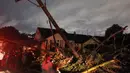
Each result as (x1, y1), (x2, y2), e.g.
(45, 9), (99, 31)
(105, 24), (123, 38)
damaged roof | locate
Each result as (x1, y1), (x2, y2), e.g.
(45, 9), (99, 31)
(37, 27), (67, 39)
(67, 33), (92, 43)
(36, 27), (104, 44)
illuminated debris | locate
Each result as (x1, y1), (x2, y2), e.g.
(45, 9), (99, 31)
(82, 59), (120, 73)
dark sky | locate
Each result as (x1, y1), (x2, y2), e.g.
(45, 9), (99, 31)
(0, 0), (130, 35)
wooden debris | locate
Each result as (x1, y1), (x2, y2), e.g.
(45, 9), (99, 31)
(82, 59), (120, 73)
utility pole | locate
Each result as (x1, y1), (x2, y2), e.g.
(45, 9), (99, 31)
(36, 0), (79, 58)
(49, 20), (57, 47)
(14, 0), (79, 58)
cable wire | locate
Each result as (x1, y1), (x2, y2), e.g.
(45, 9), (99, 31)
(28, 0), (40, 7)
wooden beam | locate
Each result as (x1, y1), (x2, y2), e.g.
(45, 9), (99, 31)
(82, 59), (119, 73)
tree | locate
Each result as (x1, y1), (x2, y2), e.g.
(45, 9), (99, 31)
(105, 24), (123, 38)
(0, 26), (21, 40)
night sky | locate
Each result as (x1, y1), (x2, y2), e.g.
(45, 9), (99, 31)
(0, 0), (130, 35)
